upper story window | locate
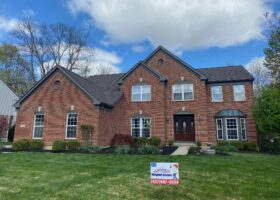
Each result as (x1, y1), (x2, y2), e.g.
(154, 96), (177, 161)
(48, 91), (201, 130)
(211, 86), (223, 102)
(66, 112), (78, 139)
(33, 113), (44, 139)
(233, 84), (246, 101)
(172, 83), (194, 101)
(131, 117), (151, 138)
(132, 84), (151, 102)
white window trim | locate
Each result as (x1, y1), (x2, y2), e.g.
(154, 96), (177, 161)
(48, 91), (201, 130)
(172, 83), (194, 101)
(65, 113), (78, 139)
(233, 84), (246, 101)
(240, 118), (247, 141)
(131, 84), (151, 102)
(32, 113), (44, 139)
(216, 118), (223, 140)
(211, 86), (223, 102)
(225, 118), (239, 141)
(131, 117), (152, 138)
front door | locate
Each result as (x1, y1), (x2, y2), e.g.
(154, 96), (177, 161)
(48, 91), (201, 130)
(174, 115), (195, 141)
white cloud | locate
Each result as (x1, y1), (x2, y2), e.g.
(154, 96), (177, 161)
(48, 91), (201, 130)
(67, 0), (271, 51)
(92, 48), (122, 74)
(131, 45), (148, 53)
(0, 16), (19, 32)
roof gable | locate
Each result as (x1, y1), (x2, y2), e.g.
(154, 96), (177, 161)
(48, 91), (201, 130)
(15, 66), (115, 109)
(144, 46), (207, 80)
(118, 61), (167, 84)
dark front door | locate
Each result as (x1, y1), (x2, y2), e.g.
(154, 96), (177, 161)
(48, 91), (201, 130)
(174, 115), (195, 141)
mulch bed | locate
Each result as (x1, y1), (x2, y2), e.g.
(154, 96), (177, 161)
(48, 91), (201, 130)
(1, 146), (178, 155)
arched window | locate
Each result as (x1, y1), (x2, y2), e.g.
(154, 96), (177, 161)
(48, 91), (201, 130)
(66, 112), (78, 139)
(33, 112), (44, 139)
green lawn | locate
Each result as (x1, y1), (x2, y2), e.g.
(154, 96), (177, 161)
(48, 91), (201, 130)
(0, 152), (279, 200)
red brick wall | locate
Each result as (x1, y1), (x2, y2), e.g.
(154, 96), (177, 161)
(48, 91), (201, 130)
(15, 70), (100, 146)
(206, 82), (257, 143)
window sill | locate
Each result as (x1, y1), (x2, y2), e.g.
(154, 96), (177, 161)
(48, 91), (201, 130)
(172, 99), (194, 102)
(131, 100), (151, 102)
(65, 137), (77, 140)
(32, 137), (42, 140)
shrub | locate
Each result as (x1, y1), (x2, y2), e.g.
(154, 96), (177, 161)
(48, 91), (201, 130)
(149, 136), (161, 147)
(136, 137), (148, 146)
(218, 141), (231, 146)
(29, 140), (44, 150)
(111, 134), (135, 147)
(167, 139), (174, 146)
(229, 141), (244, 150)
(115, 145), (132, 154)
(188, 146), (201, 155)
(66, 140), (80, 151)
(138, 145), (160, 154)
(52, 140), (66, 152)
(80, 145), (101, 153)
(243, 142), (257, 151)
(12, 139), (30, 151)
(196, 140), (202, 147)
(212, 145), (238, 152)
(80, 124), (94, 145)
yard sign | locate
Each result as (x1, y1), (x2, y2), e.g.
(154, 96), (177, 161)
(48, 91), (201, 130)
(150, 162), (179, 185)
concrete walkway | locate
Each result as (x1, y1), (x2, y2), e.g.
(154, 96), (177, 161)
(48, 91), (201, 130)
(171, 142), (196, 156)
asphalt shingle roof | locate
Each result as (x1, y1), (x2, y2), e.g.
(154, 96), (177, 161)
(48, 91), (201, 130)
(197, 65), (254, 83)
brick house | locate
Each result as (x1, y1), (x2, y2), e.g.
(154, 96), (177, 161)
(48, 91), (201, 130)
(14, 46), (256, 146)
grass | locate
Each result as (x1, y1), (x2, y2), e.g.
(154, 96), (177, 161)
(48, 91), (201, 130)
(0, 152), (279, 200)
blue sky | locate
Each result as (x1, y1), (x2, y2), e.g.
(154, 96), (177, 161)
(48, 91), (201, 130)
(0, 0), (279, 73)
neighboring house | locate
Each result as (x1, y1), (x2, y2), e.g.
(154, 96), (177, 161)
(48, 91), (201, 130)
(14, 46), (256, 146)
(0, 80), (18, 141)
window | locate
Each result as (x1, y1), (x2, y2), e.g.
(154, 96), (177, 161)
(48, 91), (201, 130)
(233, 85), (246, 101)
(131, 117), (151, 137)
(172, 83), (194, 101)
(66, 112), (78, 138)
(240, 118), (247, 140)
(225, 118), (238, 140)
(157, 58), (164, 65)
(216, 118), (223, 140)
(132, 85), (151, 101)
(33, 113), (44, 139)
(211, 86), (223, 102)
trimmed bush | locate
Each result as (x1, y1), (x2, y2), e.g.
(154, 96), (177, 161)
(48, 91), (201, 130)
(80, 145), (101, 153)
(167, 139), (174, 146)
(136, 137), (148, 146)
(149, 136), (161, 147)
(218, 141), (231, 146)
(111, 134), (135, 147)
(66, 140), (80, 151)
(138, 145), (160, 154)
(115, 145), (132, 154)
(212, 145), (238, 152)
(196, 141), (202, 147)
(12, 139), (30, 151)
(29, 140), (44, 150)
(243, 142), (257, 151)
(188, 146), (201, 155)
(229, 141), (244, 150)
(52, 140), (66, 152)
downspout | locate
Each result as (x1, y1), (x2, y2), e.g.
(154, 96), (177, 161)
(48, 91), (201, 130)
(163, 81), (167, 145)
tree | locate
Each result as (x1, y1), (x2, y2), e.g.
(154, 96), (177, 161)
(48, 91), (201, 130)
(246, 57), (272, 96)
(0, 44), (34, 95)
(253, 86), (280, 135)
(264, 13), (280, 85)
(12, 18), (93, 78)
